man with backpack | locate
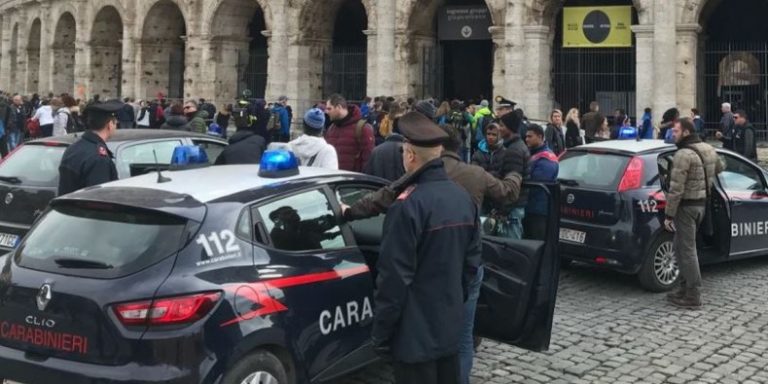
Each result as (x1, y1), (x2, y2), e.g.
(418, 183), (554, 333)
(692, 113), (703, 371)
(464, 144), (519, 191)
(324, 94), (375, 172)
(268, 96), (292, 143)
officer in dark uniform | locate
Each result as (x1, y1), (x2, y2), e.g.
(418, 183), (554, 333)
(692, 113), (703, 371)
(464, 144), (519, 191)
(57, 100), (123, 195)
(494, 96), (516, 118)
(372, 112), (481, 384)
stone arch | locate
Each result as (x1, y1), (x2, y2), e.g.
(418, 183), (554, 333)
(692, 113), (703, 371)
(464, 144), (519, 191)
(209, 0), (270, 100)
(138, 0), (191, 36)
(53, 12), (76, 95)
(26, 18), (41, 93)
(140, 0), (187, 100)
(203, 0), (272, 35)
(297, 0), (374, 40)
(90, 5), (123, 99)
(10, 23), (19, 92)
(524, 0), (649, 27)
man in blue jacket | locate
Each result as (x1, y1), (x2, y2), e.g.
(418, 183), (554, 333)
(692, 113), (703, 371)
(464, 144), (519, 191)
(523, 124), (558, 240)
(271, 95), (292, 142)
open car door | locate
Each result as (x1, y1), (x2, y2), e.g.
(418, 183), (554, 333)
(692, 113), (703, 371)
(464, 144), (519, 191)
(656, 150), (730, 256)
(474, 182), (560, 352)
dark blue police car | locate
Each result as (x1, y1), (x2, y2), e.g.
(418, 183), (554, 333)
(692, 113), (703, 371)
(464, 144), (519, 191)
(558, 139), (768, 291)
(0, 148), (560, 384)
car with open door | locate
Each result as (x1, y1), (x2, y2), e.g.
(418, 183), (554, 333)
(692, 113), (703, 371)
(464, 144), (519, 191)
(0, 129), (227, 253)
(559, 138), (768, 292)
(0, 148), (559, 384)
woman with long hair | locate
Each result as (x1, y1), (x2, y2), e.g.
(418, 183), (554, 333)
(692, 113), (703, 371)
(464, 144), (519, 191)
(564, 108), (583, 148)
(435, 101), (451, 125)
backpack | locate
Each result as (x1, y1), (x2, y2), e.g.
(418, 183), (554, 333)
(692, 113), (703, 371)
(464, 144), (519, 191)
(26, 118), (41, 138)
(266, 110), (280, 132)
(353, 119), (369, 168)
(58, 110), (75, 133)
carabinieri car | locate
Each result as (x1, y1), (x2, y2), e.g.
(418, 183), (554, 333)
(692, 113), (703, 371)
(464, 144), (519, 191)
(0, 148), (560, 384)
(558, 139), (768, 292)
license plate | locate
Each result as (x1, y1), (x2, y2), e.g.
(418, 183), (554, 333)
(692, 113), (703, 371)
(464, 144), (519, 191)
(0, 233), (19, 248)
(559, 228), (586, 244)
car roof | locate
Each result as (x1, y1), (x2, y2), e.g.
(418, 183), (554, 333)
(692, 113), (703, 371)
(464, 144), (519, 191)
(27, 129), (224, 145)
(571, 139), (675, 155)
(88, 165), (360, 203)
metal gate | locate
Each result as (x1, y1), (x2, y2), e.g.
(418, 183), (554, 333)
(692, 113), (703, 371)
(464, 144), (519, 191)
(168, 47), (185, 99)
(238, 46), (268, 99)
(553, 47), (636, 117)
(419, 44), (444, 100)
(702, 41), (768, 140)
(322, 46), (367, 102)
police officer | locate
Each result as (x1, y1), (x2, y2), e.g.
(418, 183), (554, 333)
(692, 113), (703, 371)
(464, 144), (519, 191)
(372, 112), (481, 384)
(57, 100), (123, 195)
(494, 96), (516, 118)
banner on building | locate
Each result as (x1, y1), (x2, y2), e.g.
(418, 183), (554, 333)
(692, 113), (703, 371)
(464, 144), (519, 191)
(562, 6), (632, 48)
(438, 6), (492, 41)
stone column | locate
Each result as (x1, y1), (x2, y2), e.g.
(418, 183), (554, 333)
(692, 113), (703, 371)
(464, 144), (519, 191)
(652, 0), (676, 117)
(38, 2), (53, 93)
(521, 25), (552, 120)
(73, 37), (91, 100)
(676, 24), (702, 115)
(363, 29), (377, 98)
(0, 15), (9, 88)
(211, 36), (250, 103)
(289, 37), (331, 116)
(374, 0), (395, 97)
(632, 25), (654, 119)
(696, 34), (707, 115)
(184, 34), (205, 100)
(490, 26), (505, 105)
(120, 26), (138, 100)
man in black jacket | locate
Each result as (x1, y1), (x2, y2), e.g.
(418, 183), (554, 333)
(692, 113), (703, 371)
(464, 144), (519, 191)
(215, 125), (266, 165)
(372, 112), (481, 384)
(545, 109), (566, 156)
(495, 111), (530, 239)
(731, 109), (757, 161)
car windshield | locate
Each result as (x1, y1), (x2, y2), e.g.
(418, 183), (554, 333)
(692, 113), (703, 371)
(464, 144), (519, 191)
(559, 151), (630, 190)
(0, 144), (66, 187)
(16, 204), (190, 279)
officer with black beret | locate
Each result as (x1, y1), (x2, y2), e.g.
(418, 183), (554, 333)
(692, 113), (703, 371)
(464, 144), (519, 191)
(371, 112), (481, 384)
(57, 100), (123, 195)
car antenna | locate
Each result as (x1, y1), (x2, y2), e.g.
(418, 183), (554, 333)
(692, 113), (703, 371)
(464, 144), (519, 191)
(153, 150), (171, 183)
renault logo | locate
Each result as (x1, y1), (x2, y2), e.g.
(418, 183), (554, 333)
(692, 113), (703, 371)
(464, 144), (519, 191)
(4, 192), (12, 205)
(36, 284), (53, 311)
(567, 194), (575, 204)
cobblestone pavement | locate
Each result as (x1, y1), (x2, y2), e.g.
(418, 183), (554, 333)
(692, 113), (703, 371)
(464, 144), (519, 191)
(334, 257), (768, 384)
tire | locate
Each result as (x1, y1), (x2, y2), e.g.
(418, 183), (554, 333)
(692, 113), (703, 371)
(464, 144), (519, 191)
(221, 350), (289, 384)
(637, 233), (679, 292)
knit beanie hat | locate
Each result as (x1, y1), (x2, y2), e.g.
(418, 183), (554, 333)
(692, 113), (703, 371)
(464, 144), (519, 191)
(414, 100), (437, 120)
(303, 108), (326, 131)
(500, 111), (522, 134)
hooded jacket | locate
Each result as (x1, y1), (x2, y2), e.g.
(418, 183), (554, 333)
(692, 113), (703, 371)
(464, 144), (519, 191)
(288, 134), (339, 169)
(215, 130), (266, 165)
(188, 110), (210, 134)
(471, 139), (505, 177)
(665, 135), (723, 219)
(526, 144), (559, 216)
(364, 134), (405, 181)
(161, 115), (191, 131)
(325, 104), (375, 172)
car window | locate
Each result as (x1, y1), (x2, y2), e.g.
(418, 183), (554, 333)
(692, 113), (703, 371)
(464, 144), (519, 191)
(116, 140), (182, 177)
(718, 154), (764, 191)
(0, 144), (65, 187)
(558, 151), (630, 190)
(194, 140), (227, 164)
(256, 189), (345, 252)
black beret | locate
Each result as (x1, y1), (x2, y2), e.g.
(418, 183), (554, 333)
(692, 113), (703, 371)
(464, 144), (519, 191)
(399, 112), (448, 147)
(495, 96), (517, 109)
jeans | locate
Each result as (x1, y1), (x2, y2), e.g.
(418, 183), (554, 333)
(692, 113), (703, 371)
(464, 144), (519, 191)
(6, 130), (20, 152)
(459, 265), (484, 384)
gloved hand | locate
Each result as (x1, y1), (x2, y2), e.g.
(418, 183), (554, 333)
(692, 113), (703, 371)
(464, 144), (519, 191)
(664, 217), (676, 232)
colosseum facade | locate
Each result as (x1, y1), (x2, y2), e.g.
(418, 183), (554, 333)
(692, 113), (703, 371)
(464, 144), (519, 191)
(0, 0), (764, 126)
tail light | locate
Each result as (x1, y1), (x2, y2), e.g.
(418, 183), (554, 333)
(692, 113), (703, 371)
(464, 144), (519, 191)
(113, 292), (221, 326)
(618, 157), (644, 192)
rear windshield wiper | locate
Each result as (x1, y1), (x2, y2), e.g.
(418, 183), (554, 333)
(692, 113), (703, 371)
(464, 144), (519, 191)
(0, 176), (21, 184)
(559, 178), (580, 187)
(53, 258), (114, 269)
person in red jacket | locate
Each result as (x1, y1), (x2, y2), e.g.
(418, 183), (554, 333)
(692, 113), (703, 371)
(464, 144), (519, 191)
(324, 94), (375, 172)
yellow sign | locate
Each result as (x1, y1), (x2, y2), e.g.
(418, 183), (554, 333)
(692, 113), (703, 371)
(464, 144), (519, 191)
(563, 6), (632, 48)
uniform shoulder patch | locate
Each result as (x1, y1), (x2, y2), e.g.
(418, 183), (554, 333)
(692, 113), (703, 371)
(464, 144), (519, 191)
(397, 185), (417, 201)
(98, 146), (108, 157)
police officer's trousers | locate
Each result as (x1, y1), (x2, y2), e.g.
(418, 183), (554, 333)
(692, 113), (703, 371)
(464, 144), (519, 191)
(393, 354), (460, 384)
(674, 205), (705, 290)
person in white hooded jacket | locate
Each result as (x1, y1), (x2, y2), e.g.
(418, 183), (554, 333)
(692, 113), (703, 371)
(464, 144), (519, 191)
(270, 108), (338, 170)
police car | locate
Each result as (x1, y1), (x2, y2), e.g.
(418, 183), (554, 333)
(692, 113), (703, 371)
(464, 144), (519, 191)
(0, 130), (228, 253)
(0, 148), (560, 384)
(558, 138), (768, 291)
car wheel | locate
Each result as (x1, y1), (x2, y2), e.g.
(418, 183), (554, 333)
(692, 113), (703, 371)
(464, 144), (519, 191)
(221, 350), (289, 384)
(638, 234), (679, 292)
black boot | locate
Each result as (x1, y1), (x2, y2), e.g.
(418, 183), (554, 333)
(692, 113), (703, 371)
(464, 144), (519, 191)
(668, 287), (701, 309)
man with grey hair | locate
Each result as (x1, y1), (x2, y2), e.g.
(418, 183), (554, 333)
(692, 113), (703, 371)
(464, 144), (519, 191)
(715, 102), (735, 150)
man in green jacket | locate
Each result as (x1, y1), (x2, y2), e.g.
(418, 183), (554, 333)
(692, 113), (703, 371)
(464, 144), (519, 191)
(184, 100), (210, 134)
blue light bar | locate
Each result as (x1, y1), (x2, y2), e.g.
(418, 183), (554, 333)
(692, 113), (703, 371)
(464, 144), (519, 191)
(258, 150), (300, 178)
(170, 145), (209, 170)
(207, 123), (223, 137)
(617, 126), (638, 140)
